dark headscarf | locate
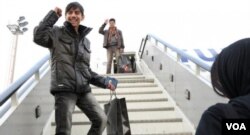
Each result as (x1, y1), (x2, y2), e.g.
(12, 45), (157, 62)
(211, 38), (250, 99)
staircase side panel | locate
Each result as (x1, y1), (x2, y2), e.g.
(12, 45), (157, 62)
(0, 72), (53, 135)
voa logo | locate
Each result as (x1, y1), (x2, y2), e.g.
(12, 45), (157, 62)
(226, 123), (246, 130)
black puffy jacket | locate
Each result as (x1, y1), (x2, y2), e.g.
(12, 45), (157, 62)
(33, 10), (107, 94)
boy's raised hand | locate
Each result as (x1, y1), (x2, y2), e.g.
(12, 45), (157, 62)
(54, 7), (62, 17)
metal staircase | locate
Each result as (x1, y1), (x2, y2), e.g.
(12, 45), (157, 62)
(50, 73), (195, 135)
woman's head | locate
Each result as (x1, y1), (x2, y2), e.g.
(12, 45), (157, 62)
(211, 38), (250, 99)
(109, 18), (116, 28)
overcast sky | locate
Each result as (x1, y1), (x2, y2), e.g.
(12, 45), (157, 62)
(0, 0), (250, 90)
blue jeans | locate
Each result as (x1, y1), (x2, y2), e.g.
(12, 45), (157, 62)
(54, 92), (107, 135)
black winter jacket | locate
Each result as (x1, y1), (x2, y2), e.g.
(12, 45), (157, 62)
(33, 10), (107, 94)
(196, 94), (250, 135)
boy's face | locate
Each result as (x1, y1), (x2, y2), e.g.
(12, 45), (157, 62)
(65, 8), (84, 29)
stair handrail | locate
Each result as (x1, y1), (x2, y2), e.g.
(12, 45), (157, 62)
(0, 54), (50, 106)
(139, 34), (211, 72)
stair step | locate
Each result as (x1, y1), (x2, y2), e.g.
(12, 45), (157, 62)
(92, 87), (162, 93)
(92, 87), (163, 95)
(93, 90), (162, 96)
(91, 83), (158, 89)
(95, 93), (167, 101)
(130, 122), (193, 135)
(114, 78), (154, 83)
(132, 133), (192, 135)
(104, 75), (146, 80)
(101, 73), (143, 77)
(74, 107), (174, 114)
(98, 98), (168, 104)
(50, 123), (193, 135)
(115, 78), (154, 83)
(114, 76), (146, 80)
(52, 118), (183, 126)
(70, 111), (180, 122)
(74, 101), (175, 112)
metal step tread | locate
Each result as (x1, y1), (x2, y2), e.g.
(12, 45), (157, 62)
(131, 132), (193, 135)
(50, 123), (193, 135)
(92, 87), (162, 93)
(130, 122), (193, 135)
(91, 83), (158, 89)
(74, 101), (175, 111)
(112, 76), (146, 80)
(74, 107), (175, 114)
(97, 98), (168, 104)
(115, 78), (154, 83)
(62, 111), (181, 123)
(100, 73), (143, 77)
(93, 90), (162, 96)
(94, 93), (168, 101)
(52, 118), (183, 126)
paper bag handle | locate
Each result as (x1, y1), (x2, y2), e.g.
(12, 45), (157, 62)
(109, 91), (117, 103)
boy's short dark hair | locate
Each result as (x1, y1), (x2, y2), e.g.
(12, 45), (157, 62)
(109, 18), (116, 23)
(65, 2), (84, 15)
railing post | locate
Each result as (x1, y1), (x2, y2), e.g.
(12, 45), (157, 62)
(139, 38), (144, 52)
(35, 71), (40, 81)
(164, 46), (167, 52)
(11, 93), (19, 107)
(177, 54), (181, 62)
(148, 36), (151, 41)
(140, 35), (149, 59)
(138, 38), (145, 57)
(195, 65), (201, 75)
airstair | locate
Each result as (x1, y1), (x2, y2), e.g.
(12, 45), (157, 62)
(1, 34), (227, 135)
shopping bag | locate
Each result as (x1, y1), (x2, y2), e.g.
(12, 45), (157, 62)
(104, 92), (131, 135)
(118, 55), (132, 73)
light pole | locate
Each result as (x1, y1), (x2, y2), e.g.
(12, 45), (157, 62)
(6, 16), (28, 85)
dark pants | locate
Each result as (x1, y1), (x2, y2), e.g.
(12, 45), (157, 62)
(54, 92), (107, 135)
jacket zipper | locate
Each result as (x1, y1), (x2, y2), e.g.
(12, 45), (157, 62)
(74, 35), (80, 92)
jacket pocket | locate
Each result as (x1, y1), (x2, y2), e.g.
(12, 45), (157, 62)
(83, 45), (91, 63)
(56, 62), (72, 89)
(76, 70), (90, 93)
(58, 37), (73, 54)
(84, 39), (91, 63)
(78, 40), (91, 64)
(84, 43), (91, 53)
(81, 68), (92, 80)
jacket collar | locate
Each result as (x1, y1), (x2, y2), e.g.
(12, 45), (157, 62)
(230, 94), (250, 117)
(63, 21), (92, 38)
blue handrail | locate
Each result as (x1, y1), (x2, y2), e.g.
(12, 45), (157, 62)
(144, 34), (212, 71)
(0, 54), (50, 106)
